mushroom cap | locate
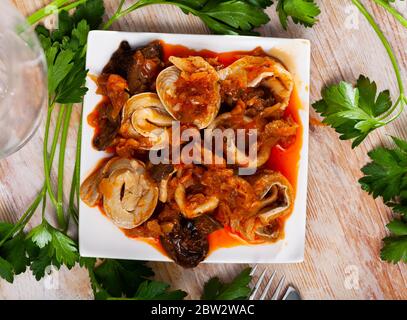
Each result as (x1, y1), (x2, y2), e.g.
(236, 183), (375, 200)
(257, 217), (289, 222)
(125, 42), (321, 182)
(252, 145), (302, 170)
(120, 92), (173, 150)
(156, 56), (221, 129)
(218, 56), (294, 110)
(101, 158), (158, 229)
(207, 112), (273, 168)
(80, 157), (159, 229)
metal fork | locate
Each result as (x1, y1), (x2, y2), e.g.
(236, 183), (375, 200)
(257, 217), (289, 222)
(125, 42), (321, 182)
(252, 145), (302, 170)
(248, 265), (301, 300)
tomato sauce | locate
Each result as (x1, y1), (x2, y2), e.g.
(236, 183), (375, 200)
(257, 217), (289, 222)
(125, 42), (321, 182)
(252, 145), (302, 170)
(267, 86), (303, 190)
(161, 41), (264, 67)
(88, 41), (303, 257)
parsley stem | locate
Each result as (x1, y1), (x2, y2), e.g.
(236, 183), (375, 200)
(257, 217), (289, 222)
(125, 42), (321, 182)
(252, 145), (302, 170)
(352, 0), (404, 97)
(41, 194), (47, 219)
(103, 0), (126, 30)
(75, 105), (83, 215)
(0, 188), (45, 248)
(379, 94), (402, 121)
(58, 0), (87, 13)
(56, 104), (73, 230)
(68, 165), (79, 227)
(352, 0), (405, 125)
(103, 0), (199, 30)
(0, 94), (68, 247)
(44, 103), (65, 210)
(385, 95), (406, 124)
(27, 0), (73, 25)
(67, 110), (83, 228)
(371, 0), (407, 29)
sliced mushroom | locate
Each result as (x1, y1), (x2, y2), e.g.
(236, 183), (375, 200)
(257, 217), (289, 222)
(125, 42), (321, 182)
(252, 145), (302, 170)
(218, 56), (294, 110)
(79, 157), (128, 207)
(168, 167), (221, 219)
(100, 159), (158, 229)
(147, 163), (177, 203)
(175, 183), (220, 219)
(207, 112), (275, 168)
(80, 168), (104, 207)
(251, 171), (293, 222)
(156, 56), (221, 129)
(120, 93), (173, 150)
(247, 171), (294, 241)
(80, 157), (159, 229)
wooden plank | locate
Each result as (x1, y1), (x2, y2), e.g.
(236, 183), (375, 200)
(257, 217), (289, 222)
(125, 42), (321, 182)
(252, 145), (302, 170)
(1, 0), (406, 299)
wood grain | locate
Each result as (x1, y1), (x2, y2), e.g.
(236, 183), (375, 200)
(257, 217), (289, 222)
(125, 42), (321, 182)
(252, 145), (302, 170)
(1, 0), (406, 300)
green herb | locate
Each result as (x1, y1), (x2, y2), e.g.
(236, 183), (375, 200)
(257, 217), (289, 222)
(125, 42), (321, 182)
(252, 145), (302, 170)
(0, 0), (187, 299)
(30, 0), (320, 34)
(109, 280), (188, 300)
(93, 259), (154, 297)
(103, 0), (273, 34)
(275, 0), (320, 29)
(27, 222), (79, 268)
(201, 267), (252, 300)
(359, 136), (407, 203)
(314, 1), (406, 149)
(312, 0), (407, 262)
(313, 76), (393, 148)
(372, 0), (407, 28)
(0, 223), (30, 282)
(381, 219), (407, 263)
(29, 244), (62, 281)
(359, 137), (407, 263)
(83, 259), (186, 300)
(0, 0), (96, 284)
(1, 0), (404, 298)
(131, 281), (187, 300)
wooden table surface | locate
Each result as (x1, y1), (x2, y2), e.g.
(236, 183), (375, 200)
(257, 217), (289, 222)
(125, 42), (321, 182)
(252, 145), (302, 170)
(1, 0), (406, 300)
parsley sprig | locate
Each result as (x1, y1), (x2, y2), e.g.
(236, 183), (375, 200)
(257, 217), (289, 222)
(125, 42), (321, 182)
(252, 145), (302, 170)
(104, 0), (320, 33)
(103, 0), (273, 34)
(313, 76), (394, 148)
(201, 267), (252, 300)
(29, 0), (321, 34)
(382, 219), (407, 263)
(373, 0), (407, 29)
(313, 0), (406, 148)
(84, 259), (187, 300)
(0, 0), (99, 285)
(274, 0), (320, 29)
(312, 0), (407, 264)
(359, 137), (407, 263)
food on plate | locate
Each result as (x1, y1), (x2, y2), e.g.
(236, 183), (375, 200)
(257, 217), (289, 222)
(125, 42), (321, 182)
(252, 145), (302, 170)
(156, 56), (221, 129)
(91, 41), (165, 150)
(119, 92), (173, 150)
(80, 157), (158, 229)
(219, 56), (294, 116)
(81, 40), (302, 267)
(229, 170), (294, 242)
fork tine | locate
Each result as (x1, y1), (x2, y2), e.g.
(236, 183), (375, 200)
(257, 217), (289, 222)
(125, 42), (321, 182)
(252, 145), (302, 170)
(271, 275), (286, 300)
(259, 270), (276, 300)
(250, 264), (258, 276)
(249, 269), (267, 300)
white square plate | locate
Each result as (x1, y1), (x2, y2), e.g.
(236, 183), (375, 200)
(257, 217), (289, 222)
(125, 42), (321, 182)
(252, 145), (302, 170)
(79, 31), (310, 264)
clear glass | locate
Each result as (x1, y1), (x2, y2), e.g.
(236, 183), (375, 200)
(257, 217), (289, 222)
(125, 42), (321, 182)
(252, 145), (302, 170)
(0, 0), (47, 158)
